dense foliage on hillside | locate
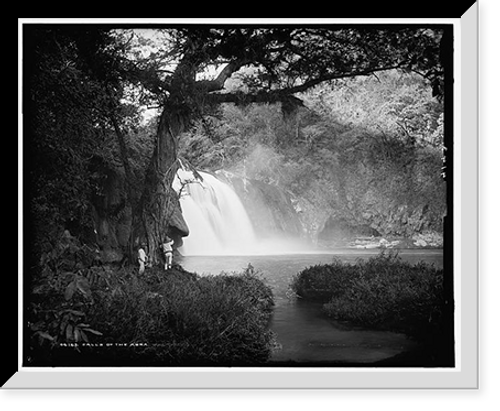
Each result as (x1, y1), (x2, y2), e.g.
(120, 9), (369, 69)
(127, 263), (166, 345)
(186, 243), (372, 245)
(179, 70), (445, 241)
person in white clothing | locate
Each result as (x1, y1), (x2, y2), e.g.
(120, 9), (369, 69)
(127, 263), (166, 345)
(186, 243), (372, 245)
(137, 245), (147, 275)
(161, 237), (174, 270)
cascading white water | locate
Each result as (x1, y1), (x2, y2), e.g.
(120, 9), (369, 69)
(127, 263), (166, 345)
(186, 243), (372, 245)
(173, 168), (258, 256)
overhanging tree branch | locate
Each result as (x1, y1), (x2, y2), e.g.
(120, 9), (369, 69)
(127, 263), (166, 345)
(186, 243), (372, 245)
(195, 58), (251, 93)
(205, 63), (408, 106)
(277, 64), (407, 95)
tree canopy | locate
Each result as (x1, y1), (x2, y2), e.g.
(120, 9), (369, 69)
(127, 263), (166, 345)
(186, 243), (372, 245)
(123, 27), (445, 108)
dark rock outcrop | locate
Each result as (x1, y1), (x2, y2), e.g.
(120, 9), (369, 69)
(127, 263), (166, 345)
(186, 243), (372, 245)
(91, 165), (131, 262)
(318, 217), (381, 247)
(165, 189), (190, 249)
(91, 161), (188, 262)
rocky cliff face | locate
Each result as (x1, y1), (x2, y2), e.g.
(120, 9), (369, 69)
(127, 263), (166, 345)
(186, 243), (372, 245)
(318, 217), (381, 246)
(217, 170), (444, 249)
(314, 202), (444, 249)
(91, 165), (131, 263)
(91, 162), (189, 262)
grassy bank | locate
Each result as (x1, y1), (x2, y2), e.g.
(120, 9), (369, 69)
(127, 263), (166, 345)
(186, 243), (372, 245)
(290, 253), (445, 348)
(27, 262), (275, 366)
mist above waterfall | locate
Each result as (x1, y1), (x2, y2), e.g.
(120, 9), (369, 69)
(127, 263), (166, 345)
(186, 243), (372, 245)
(173, 167), (309, 256)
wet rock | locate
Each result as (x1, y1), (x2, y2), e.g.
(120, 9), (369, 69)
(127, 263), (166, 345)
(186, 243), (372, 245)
(412, 231), (443, 248)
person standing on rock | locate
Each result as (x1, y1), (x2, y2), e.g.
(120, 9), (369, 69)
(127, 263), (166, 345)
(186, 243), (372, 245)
(137, 244), (148, 275)
(161, 236), (174, 270)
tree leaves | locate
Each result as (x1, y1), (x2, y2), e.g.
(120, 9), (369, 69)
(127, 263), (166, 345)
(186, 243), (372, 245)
(35, 331), (55, 342)
(64, 281), (76, 301)
(35, 309), (105, 345)
(83, 328), (103, 336)
(65, 323), (74, 341)
(75, 276), (92, 299)
(61, 321), (103, 343)
(64, 275), (92, 301)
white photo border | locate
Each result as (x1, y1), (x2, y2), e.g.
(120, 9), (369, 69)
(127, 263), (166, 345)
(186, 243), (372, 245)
(11, 7), (478, 389)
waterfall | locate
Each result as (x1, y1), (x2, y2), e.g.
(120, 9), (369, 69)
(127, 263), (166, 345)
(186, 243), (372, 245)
(173, 168), (258, 256)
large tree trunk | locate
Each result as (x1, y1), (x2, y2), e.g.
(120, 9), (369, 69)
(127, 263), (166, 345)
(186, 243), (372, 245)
(130, 51), (205, 265)
(131, 99), (190, 265)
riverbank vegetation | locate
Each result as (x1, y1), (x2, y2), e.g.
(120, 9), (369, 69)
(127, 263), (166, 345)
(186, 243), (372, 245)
(290, 252), (447, 364)
(27, 235), (274, 366)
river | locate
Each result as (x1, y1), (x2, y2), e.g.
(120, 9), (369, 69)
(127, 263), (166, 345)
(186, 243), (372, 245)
(179, 248), (443, 366)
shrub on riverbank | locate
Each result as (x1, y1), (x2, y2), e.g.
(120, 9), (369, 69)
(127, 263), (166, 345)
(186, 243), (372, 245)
(27, 261), (275, 366)
(290, 252), (444, 341)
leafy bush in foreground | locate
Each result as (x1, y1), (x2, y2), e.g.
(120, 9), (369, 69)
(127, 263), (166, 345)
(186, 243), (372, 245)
(291, 252), (444, 341)
(27, 261), (275, 366)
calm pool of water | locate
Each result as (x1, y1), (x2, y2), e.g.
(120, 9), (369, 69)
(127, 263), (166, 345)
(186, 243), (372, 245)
(179, 249), (443, 365)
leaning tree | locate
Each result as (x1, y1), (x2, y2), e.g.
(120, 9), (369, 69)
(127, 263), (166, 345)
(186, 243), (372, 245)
(123, 26), (446, 261)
